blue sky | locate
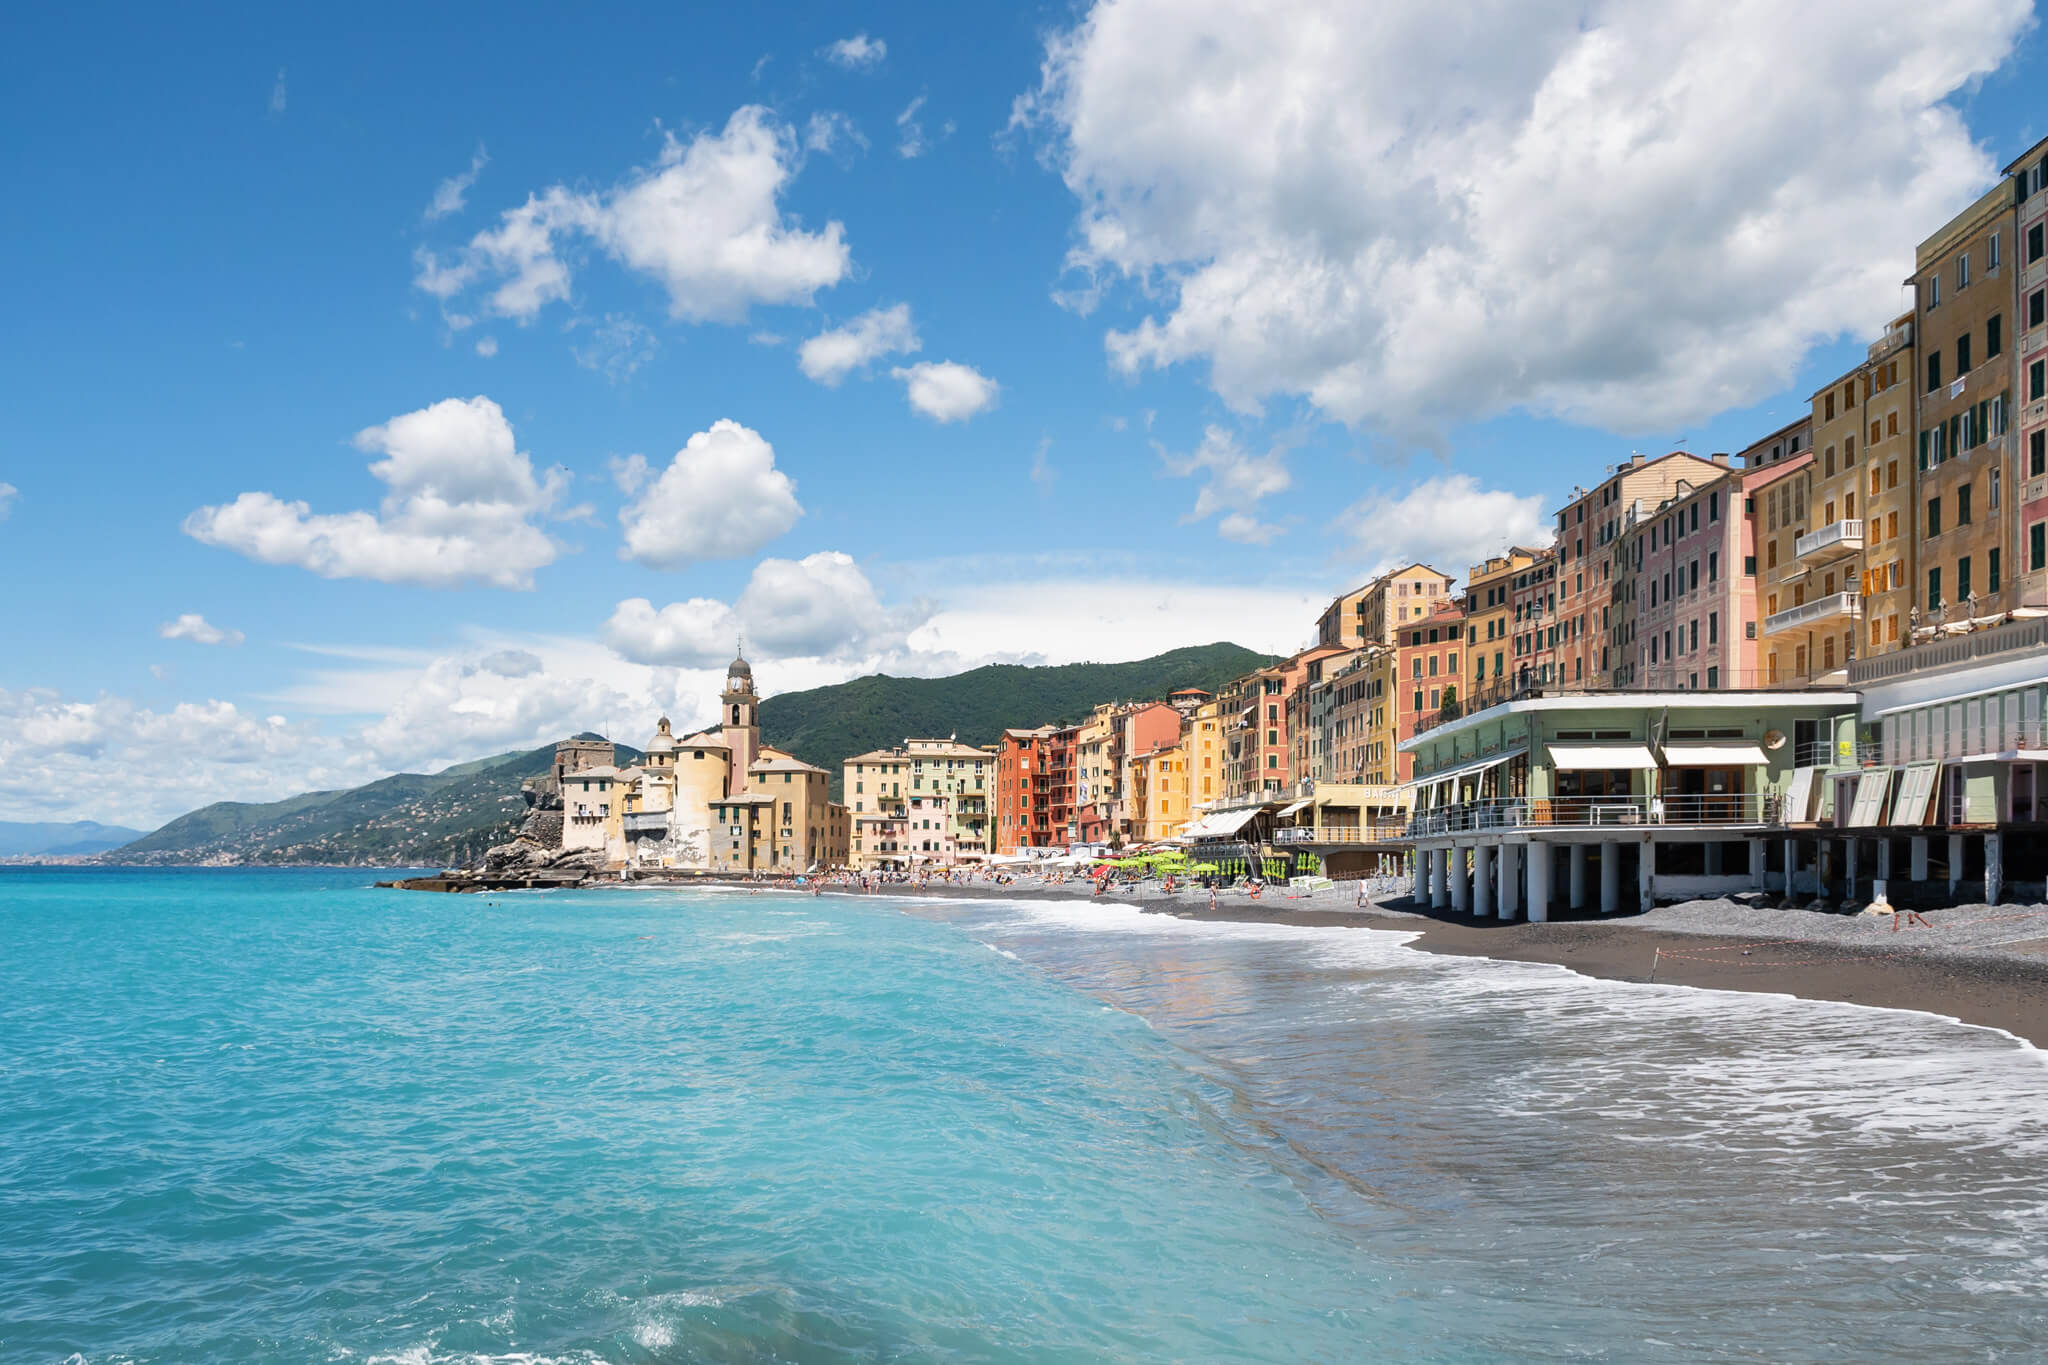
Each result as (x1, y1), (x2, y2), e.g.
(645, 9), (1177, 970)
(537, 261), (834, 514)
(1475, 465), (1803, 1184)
(2, 1), (2043, 827)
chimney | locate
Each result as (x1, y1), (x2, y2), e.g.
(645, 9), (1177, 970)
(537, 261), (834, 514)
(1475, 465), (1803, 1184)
(1711, 452), (1730, 466)
(1631, 452), (1646, 467)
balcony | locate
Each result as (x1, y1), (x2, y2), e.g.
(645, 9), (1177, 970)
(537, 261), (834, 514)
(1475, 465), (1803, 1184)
(1410, 793), (1775, 837)
(623, 811), (670, 835)
(1794, 519), (1863, 565)
(1765, 592), (1861, 634)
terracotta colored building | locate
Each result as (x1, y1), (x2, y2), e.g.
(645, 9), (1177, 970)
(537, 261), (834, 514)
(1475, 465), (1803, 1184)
(1393, 601), (1468, 783)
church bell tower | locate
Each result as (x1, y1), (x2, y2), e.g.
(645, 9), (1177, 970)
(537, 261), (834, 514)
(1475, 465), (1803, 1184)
(720, 649), (760, 790)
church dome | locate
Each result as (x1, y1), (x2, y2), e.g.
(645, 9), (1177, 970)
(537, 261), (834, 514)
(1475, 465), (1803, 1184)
(645, 716), (676, 752)
(727, 654), (754, 684)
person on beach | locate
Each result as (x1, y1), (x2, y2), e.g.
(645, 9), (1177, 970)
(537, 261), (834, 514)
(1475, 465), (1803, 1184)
(1209, 886), (1218, 912)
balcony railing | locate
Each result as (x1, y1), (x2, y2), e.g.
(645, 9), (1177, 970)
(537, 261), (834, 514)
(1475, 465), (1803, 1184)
(1765, 592), (1861, 634)
(1794, 519), (1863, 561)
(1273, 825), (1408, 845)
(1850, 613), (2048, 685)
(1793, 739), (1882, 769)
(1411, 670), (1848, 735)
(1410, 793), (1776, 836)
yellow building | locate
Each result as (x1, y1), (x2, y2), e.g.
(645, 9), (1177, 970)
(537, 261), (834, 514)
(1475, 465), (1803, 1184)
(1462, 547), (1542, 704)
(1185, 697), (1224, 811)
(1128, 737), (1191, 842)
(709, 747), (848, 874)
(1859, 316), (1919, 655)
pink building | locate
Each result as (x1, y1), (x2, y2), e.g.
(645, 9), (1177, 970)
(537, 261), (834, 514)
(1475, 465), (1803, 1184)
(1615, 456), (1806, 690)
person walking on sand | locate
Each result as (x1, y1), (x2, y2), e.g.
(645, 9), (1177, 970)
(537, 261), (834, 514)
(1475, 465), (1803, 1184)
(1209, 886), (1218, 913)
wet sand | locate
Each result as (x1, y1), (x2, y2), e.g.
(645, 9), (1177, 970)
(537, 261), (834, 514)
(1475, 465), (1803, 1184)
(1152, 900), (2048, 1049)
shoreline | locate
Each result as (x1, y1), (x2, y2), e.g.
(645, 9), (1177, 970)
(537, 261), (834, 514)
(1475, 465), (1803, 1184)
(1137, 899), (2048, 1050)
(400, 869), (2048, 1050)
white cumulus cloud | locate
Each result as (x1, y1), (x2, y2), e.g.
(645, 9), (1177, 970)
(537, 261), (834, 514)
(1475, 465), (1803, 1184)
(1016, 0), (2033, 441)
(159, 614), (245, 647)
(1156, 425), (1293, 536)
(894, 360), (999, 422)
(1336, 473), (1550, 581)
(425, 145), (489, 222)
(617, 419), (803, 569)
(823, 34), (887, 70)
(606, 552), (930, 667)
(798, 303), (920, 385)
(414, 106), (851, 326)
(0, 482), (16, 520)
(183, 395), (568, 590)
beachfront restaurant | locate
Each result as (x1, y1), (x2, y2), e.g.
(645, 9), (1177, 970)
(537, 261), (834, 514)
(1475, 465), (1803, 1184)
(1269, 782), (1413, 877)
(1403, 689), (1860, 919)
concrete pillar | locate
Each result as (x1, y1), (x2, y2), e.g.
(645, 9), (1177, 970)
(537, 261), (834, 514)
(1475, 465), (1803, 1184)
(1783, 838), (1797, 897)
(1845, 838), (1859, 904)
(1911, 835), (1929, 882)
(1499, 845), (1522, 919)
(1638, 838), (1656, 912)
(1749, 839), (1766, 892)
(1449, 846), (1470, 914)
(1949, 833), (1966, 897)
(1528, 842), (1552, 923)
(1600, 842), (1621, 914)
(1878, 838), (1893, 883)
(1986, 833), (2003, 905)
(1430, 848), (1449, 909)
(1473, 844), (1495, 918)
(1705, 841), (1723, 876)
(1569, 844), (1589, 910)
(1818, 839), (1834, 899)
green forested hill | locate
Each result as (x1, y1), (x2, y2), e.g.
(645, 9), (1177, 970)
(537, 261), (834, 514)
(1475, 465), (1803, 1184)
(111, 642), (1273, 864)
(759, 642), (1275, 798)
(112, 736), (641, 867)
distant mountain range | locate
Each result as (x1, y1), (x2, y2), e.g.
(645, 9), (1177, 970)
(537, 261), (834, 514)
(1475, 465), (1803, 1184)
(0, 820), (150, 858)
(98, 642), (1276, 865)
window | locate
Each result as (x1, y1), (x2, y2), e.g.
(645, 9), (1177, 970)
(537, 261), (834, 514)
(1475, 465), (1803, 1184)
(1744, 554), (1756, 576)
(1928, 567), (1942, 608)
(1958, 252), (1971, 289)
(2031, 289), (2045, 330)
(1989, 547), (2001, 595)
(2034, 430), (2046, 479)
(1928, 351), (1943, 391)
(1991, 230), (2002, 270)
(1929, 273), (1942, 308)
(1989, 315), (2003, 359)
(2031, 222), (2045, 264)
(1927, 497), (1941, 536)
(1708, 611), (1719, 644)
(2033, 522), (2046, 573)
(1709, 551), (1719, 582)
(1958, 485), (1973, 526)
(1957, 556), (1973, 602)
(1957, 333), (1972, 374)
(1709, 491), (1720, 522)
(1991, 467), (2001, 511)
(2033, 359), (2046, 403)
(1887, 459), (1898, 489)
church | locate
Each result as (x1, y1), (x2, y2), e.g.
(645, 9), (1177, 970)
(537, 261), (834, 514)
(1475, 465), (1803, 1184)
(614, 652), (850, 873)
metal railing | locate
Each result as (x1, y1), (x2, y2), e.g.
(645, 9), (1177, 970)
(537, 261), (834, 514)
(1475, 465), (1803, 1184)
(1273, 825), (1408, 845)
(1849, 612), (2048, 684)
(1764, 592), (1861, 634)
(1409, 793), (1777, 837)
(1793, 739), (1882, 769)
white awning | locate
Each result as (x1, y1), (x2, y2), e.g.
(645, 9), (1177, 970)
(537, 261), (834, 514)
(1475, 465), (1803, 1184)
(1662, 743), (1769, 766)
(1549, 744), (1657, 770)
(1276, 798), (1312, 818)
(1184, 808), (1260, 840)
(1417, 747), (1527, 791)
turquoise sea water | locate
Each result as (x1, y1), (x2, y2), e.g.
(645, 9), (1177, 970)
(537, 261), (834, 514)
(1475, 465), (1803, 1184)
(4, 869), (2047, 1362)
